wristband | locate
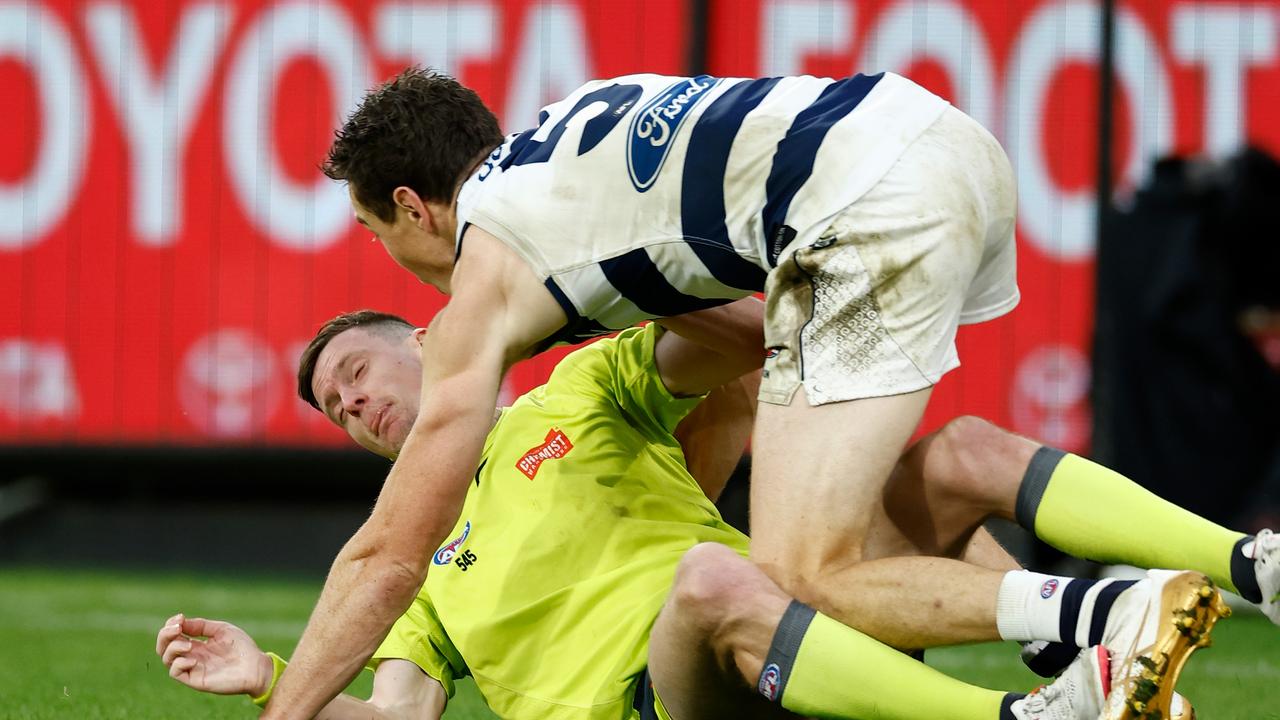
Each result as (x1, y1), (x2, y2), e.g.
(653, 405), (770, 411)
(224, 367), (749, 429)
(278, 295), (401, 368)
(250, 652), (288, 708)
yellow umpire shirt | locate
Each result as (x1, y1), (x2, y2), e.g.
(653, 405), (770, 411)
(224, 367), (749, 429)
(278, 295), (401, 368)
(371, 324), (750, 719)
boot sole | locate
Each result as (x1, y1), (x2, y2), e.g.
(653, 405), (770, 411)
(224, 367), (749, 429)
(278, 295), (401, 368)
(1111, 572), (1230, 720)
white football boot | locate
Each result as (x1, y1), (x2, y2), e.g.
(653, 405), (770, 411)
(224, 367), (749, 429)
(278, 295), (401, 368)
(1020, 641), (1196, 720)
(1098, 570), (1230, 720)
(1009, 646), (1109, 720)
(1245, 529), (1280, 624)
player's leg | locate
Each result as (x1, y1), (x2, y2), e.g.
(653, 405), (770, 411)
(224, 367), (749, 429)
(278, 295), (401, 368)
(871, 415), (1035, 560)
(647, 543), (795, 720)
(649, 542), (1110, 720)
(858, 416), (1030, 571)
(887, 413), (1277, 624)
(748, 399), (1068, 653)
(750, 102), (1018, 645)
(749, 106), (1225, 717)
(862, 413), (1256, 694)
(747, 415), (1228, 717)
(751, 392), (1025, 649)
(1014, 443), (1274, 618)
(748, 388), (932, 593)
(961, 529), (1025, 572)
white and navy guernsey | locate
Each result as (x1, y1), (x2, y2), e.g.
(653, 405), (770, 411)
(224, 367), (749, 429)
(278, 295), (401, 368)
(455, 72), (949, 348)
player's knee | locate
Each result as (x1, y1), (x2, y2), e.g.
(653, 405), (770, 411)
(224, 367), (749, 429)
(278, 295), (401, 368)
(670, 543), (752, 636)
(928, 415), (1024, 501)
(672, 543), (744, 609)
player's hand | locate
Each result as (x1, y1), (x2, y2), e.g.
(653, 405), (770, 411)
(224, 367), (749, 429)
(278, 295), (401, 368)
(155, 613), (274, 696)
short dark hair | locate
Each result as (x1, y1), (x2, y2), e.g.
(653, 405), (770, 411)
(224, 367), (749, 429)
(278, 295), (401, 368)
(297, 310), (415, 411)
(323, 67), (503, 222)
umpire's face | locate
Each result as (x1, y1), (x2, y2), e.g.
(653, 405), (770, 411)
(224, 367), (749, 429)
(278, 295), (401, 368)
(310, 326), (425, 459)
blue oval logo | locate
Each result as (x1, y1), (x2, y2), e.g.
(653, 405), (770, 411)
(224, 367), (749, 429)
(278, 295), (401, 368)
(626, 75), (719, 192)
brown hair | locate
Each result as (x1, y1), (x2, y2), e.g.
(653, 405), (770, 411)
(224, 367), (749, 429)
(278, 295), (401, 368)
(297, 310), (414, 411)
(323, 66), (503, 222)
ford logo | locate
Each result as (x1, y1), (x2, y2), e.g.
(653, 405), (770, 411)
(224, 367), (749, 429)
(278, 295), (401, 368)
(627, 75), (720, 192)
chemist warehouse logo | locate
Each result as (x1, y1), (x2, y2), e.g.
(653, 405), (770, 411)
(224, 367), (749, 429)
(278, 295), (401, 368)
(517, 428), (574, 479)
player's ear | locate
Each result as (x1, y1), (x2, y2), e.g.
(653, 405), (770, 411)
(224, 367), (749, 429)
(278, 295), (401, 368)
(392, 186), (426, 226)
(411, 327), (428, 347)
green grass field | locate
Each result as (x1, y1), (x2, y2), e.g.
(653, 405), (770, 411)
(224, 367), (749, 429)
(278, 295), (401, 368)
(2, 567), (1276, 719)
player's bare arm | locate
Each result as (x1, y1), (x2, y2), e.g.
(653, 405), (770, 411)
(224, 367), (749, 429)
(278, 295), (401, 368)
(655, 296), (765, 397)
(661, 297), (765, 500)
(262, 226), (565, 719)
(672, 370), (759, 502)
(155, 614), (446, 720)
(365, 660), (448, 720)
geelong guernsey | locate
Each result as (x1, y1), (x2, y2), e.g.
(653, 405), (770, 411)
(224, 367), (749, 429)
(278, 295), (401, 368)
(456, 72), (949, 346)
(371, 325), (749, 720)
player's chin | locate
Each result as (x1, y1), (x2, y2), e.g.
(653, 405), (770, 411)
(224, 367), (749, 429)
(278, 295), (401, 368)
(360, 432), (398, 460)
(383, 417), (411, 457)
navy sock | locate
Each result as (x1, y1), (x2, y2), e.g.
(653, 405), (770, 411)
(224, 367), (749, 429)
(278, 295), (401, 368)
(1055, 577), (1136, 647)
(1231, 536), (1262, 603)
(1021, 640), (1082, 678)
(999, 693), (1027, 719)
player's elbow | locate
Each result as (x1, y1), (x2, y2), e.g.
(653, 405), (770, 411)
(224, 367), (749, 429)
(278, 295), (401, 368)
(344, 538), (430, 605)
(358, 509), (446, 573)
(380, 552), (430, 605)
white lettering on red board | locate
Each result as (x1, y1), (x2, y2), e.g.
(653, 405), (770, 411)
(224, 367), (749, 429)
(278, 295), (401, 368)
(0, 0), (1277, 261)
(0, 340), (80, 421)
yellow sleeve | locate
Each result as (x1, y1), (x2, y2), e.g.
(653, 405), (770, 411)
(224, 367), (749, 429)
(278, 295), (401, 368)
(554, 324), (704, 437)
(368, 591), (466, 698)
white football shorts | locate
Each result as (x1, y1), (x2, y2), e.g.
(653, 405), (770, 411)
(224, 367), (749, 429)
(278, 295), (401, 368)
(759, 104), (1020, 406)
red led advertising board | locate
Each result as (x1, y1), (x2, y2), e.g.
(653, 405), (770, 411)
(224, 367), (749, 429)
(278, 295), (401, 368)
(2, 0), (1277, 450)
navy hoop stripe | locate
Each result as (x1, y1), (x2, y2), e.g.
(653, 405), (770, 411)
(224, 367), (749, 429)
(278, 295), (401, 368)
(537, 278), (612, 351)
(1088, 580), (1137, 647)
(680, 78), (781, 291)
(600, 248), (734, 318)
(1058, 578), (1095, 645)
(761, 73), (883, 266)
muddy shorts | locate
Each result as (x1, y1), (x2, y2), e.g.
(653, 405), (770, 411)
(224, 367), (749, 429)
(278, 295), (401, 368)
(759, 105), (1020, 406)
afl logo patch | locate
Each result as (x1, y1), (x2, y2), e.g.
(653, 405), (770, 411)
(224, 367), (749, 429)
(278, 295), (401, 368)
(627, 75), (719, 192)
(1040, 578), (1060, 599)
(433, 521), (471, 566)
(758, 663), (782, 702)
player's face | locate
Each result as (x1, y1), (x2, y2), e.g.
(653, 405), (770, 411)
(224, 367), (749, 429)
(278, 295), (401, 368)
(310, 327), (423, 459)
(349, 187), (434, 283)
